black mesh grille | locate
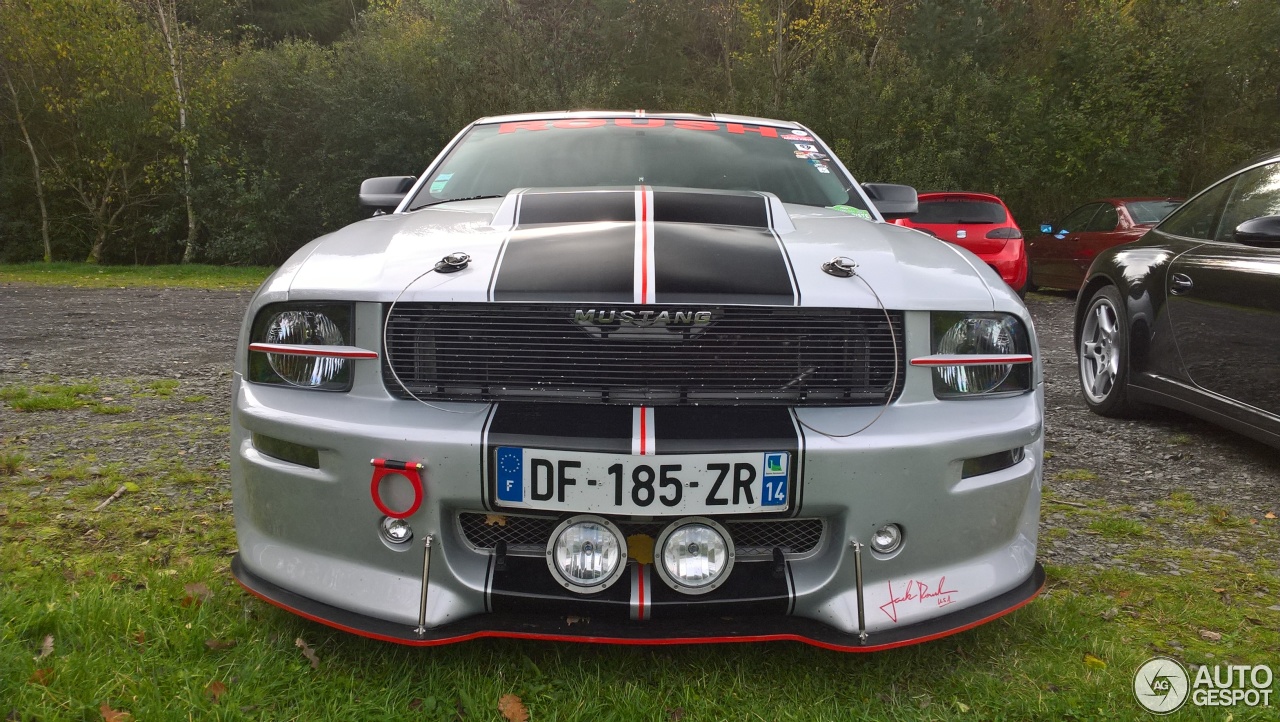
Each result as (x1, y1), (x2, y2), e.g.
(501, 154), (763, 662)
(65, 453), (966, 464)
(384, 304), (904, 406)
(458, 513), (824, 557)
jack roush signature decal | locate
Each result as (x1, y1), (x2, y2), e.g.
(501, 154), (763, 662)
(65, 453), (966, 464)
(487, 188), (799, 306)
(879, 577), (959, 623)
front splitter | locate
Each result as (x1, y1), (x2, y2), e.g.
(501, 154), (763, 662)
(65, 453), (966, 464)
(231, 555), (1045, 652)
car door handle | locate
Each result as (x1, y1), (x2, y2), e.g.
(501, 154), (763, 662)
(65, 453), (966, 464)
(1170, 273), (1194, 295)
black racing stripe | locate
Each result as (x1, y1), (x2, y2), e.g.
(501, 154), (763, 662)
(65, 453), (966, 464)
(490, 224), (634, 302)
(652, 222), (797, 305)
(489, 557), (789, 620)
(487, 403), (631, 453)
(652, 190), (768, 228)
(651, 407), (797, 453)
(651, 406), (801, 516)
(517, 190), (635, 225)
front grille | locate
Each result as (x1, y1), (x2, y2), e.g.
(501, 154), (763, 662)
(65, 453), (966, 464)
(384, 304), (904, 406)
(457, 512), (824, 558)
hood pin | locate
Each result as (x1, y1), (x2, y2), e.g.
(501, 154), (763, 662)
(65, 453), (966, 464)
(823, 256), (857, 278)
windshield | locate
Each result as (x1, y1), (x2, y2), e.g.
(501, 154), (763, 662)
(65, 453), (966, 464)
(911, 199), (1008, 224)
(1124, 200), (1182, 224)
(407, 118), (866, 211)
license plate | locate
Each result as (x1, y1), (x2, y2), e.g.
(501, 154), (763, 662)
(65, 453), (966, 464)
(492, 447), (791, 515)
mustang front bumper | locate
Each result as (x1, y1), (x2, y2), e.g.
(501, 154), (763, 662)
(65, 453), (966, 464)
(230, 354), (1045, 649)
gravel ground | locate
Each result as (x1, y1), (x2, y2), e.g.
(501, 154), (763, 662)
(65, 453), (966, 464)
(1, 284), (1277, 567)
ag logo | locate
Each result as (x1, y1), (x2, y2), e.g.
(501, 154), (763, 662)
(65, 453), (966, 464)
(1134, 656), (1190, 714)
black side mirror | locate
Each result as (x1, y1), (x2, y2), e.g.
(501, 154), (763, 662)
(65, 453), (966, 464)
(1234, 215), (1280, 248)
(862, 183), (918, 220)
(359, 176), (417, 212)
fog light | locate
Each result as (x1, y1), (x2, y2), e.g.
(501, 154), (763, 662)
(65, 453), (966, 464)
(546, 515), (626, 593)
(870, 523), (903, 554)
(380, 516), (413, 545)
(655, 517), (734, 595)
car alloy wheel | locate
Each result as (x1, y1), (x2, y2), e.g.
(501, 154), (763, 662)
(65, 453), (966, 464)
(1078, 285), (1137, 416)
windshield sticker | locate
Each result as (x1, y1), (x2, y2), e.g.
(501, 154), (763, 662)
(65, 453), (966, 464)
(497, 118), (780, 138)
(781, 133), (813, 141)
(429, 173), (453, 194)
(794, 143), (818, 152)
(830, 205), (872, 219)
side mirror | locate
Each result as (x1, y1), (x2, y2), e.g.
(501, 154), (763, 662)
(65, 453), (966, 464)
(862, 183), (918, 220)
(359, 176), (417, 212)
(1234, 215), (1280, 248)
(1040, 222), (1053, 234)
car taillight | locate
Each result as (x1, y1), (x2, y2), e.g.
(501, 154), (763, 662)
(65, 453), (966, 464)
(985, 227), (1023, 239)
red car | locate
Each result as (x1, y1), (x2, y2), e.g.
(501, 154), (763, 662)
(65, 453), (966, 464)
(1027, 197), (1183, 290)
(894, 192), (1028, 294)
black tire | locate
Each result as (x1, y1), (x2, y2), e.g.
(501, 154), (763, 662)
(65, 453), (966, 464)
(1078, 285), (1138, 417)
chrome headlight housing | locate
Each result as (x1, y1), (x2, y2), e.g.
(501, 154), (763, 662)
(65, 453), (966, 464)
(248, 303), (354, 391)
(930, 312), (1032, 398)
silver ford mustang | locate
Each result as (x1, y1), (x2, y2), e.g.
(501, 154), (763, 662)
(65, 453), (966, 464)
(230, 111), (1045, 651)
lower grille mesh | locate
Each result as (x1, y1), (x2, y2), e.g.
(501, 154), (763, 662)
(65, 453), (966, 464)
(457, 512), (824, 557)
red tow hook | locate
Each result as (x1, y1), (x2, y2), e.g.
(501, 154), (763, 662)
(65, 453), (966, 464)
(369, 458), (425, 519)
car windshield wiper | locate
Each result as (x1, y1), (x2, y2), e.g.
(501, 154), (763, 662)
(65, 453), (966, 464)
(414, 195), (504, 210)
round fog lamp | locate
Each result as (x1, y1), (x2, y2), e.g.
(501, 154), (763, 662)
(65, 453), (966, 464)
(655, 518), (735, 595)
(546, 515), (626, 593)
(379, 516), (413, 545)
(870, 523), (903, 554)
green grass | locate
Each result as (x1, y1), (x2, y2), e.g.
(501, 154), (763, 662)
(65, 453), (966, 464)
(0, 451), (23, 476)
(2, 381), (99, 413)
(2, 383), (1278, 720)
(2, 482), (1277, 721)
(1054, 468), (1099, 482)
(1087, 517), (1148, 539)
(0, 262), (272, 290)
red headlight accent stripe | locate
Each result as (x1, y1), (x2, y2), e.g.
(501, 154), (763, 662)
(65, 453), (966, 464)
(249, 343), (378, 359)
(910, 354), (1034, 367)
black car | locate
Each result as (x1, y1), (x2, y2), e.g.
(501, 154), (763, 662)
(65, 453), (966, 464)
(1075, 151), (1280, 448)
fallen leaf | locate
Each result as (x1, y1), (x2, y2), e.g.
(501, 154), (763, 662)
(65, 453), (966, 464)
(1266, 512), (1277, 519)
(484, 514), (508, 527)
(205, 638), (238, 651)
(184, 582), (212, 601)
(205, 680), (228, 703)
(1212, 587), (1226, 593)
(35, 634), (53, 661)
(28, 668), (53, 685)
(1083, 653), (1107, 669)
(99, 702), (132, 722)
(953, 699), (970, 713)
(1100, 607), (1118, 620)
(409, 698), (423, 711)
(666, 706), (686, 721)
(498, 694), (529, 722)
(1199, 629), (1222, 642)
(133, 630), (146, 646)
(295, 637), (320, 669)
(1116, 590), (1132, 600)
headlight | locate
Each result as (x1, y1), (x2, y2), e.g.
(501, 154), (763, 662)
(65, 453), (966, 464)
(248, 303), (354, 391)
(654, 517), (734, 594)
(930, 313), (1032, 397)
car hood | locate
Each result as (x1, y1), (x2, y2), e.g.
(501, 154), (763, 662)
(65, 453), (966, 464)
(274, 188), (1010, 312)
